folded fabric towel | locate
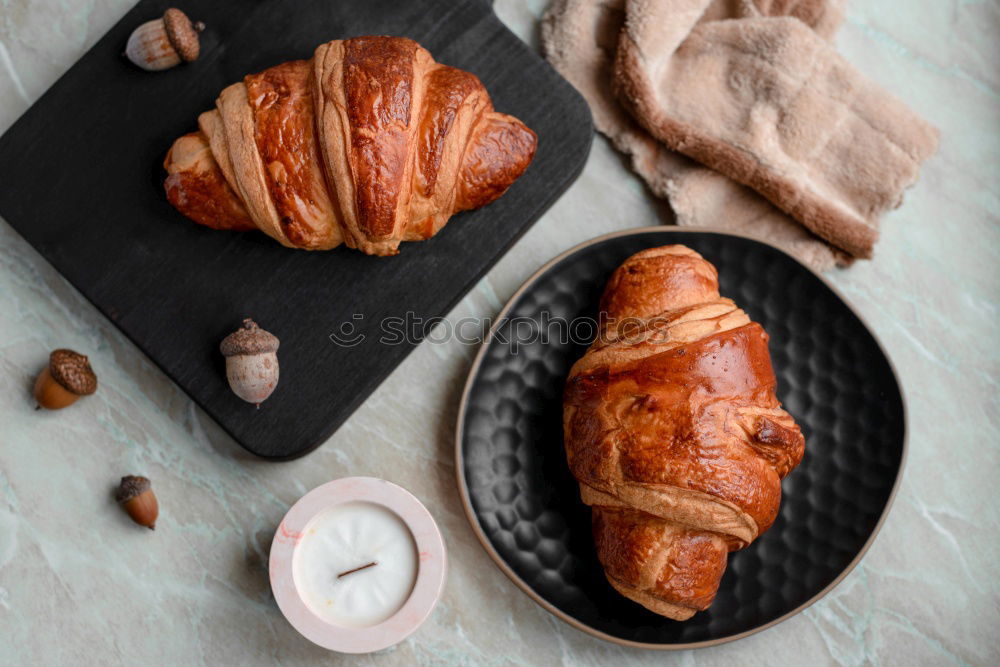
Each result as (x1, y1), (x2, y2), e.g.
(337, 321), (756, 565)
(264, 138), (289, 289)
(614, 0), (940, 258)
(542, 0), (850, 270)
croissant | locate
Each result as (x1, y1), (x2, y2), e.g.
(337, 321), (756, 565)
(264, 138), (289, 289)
(163, 36), (537, 256)
(563, 245), (805, 620)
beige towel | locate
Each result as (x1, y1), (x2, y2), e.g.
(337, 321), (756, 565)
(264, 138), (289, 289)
(542, 0), (850, 270)
(615, 0), (940, 258)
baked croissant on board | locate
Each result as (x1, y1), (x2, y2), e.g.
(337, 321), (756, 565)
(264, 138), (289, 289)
(163, 36), (537, 256)
(563, 245), (805, 620)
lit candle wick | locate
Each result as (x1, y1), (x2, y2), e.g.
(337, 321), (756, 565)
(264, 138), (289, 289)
(337, 561), (378, 579)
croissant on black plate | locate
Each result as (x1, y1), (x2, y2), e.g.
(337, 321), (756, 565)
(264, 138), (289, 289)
(563, 245), (805, 620)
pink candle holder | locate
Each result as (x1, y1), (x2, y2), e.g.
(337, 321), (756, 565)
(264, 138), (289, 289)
(269, 477), (447, 653)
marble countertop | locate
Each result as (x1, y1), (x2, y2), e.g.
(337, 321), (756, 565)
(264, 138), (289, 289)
(0, 0), (996, 664)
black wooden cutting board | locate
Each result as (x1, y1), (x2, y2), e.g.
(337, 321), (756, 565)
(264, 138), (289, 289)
(0, 0), (592, 458)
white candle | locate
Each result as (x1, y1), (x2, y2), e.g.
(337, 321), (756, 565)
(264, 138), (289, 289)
(292, 501), (418, 628)
(271, 477), (446, 652)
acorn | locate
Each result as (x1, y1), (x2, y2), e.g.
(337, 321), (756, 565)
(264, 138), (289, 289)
(125, 8), (204, 71)
(116, 475), (159, 530)
(33, 349), (97, 410)
(220, 318), (280, 407)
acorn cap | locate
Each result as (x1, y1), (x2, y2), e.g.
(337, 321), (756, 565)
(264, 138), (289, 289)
(220, 318), (280, 357)
(163, 8), (201, 62)
(49, 349), (97, 395)
(116, 475), (151, 503)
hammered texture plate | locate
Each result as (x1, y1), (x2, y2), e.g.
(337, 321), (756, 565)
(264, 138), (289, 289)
(456, 229), (905, 648)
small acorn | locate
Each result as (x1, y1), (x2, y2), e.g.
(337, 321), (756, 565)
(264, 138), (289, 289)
(33, 349), (97, 410)
(125, 8), (204, 71)
(220, 318), (280, 407)
(116, 475), (159, 530)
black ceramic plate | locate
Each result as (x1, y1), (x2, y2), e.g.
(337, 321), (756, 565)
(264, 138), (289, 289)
(0, 0), (591, 458)
(455, 228), (906, 648)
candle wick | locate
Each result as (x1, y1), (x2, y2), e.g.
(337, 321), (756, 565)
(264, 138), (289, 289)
(337, 561), (378, 578)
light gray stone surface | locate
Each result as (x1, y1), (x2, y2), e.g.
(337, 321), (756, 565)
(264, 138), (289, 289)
(0, 0), (997, 664)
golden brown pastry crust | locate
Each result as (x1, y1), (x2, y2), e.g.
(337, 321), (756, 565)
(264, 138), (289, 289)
(245, 59), (342, 249)
(163, 36), (537, 255)
(163, 133), (254, 232)
(563, 244), (805, 620)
